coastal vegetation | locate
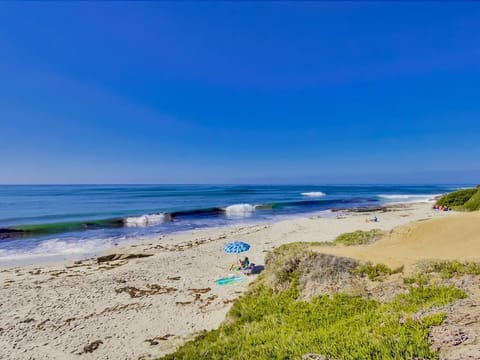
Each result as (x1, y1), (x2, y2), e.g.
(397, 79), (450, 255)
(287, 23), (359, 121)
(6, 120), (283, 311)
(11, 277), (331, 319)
(463, 187), (480, 211)
(422, 260), (480, 279)
(161, 284), (463, 360)
(160, 241), (468, 360)
(352, 263), (403, 281)
(333, 229), (383, 246)
(436, 187), (480, 210)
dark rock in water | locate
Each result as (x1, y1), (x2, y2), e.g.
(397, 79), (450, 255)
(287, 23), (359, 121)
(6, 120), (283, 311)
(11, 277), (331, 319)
(0, 228), (26, 240)
(96, 253), (153, 263)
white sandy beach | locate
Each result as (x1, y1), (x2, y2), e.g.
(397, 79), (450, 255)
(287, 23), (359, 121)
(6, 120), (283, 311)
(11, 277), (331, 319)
(0, 203), (456, 360)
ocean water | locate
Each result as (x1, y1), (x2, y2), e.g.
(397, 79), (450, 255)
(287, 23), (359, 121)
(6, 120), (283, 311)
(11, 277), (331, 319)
(0, 184), (460, 265)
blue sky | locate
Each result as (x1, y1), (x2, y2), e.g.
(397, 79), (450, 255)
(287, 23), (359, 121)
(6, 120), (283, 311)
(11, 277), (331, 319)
(0, 2), (479, 184)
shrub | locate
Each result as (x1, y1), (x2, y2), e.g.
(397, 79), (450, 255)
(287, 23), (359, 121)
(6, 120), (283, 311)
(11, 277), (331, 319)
(265, 244), (359, 295)
(404, 273), (430, 286)
(333, 229), (383, 246)
(436, 188), (477, 208)
(423, 260), (480, 279)
(352, 263), (403, 281)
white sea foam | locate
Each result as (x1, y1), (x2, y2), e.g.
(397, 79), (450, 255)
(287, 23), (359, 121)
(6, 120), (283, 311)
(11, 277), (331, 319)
(0, 238), (113, 264)
(123, 213), (167, 227)
(311, 209), (338, 218)
(224, 204), (256, 217)
(378, 194), (442, 203)
(301, 192), (326, 197)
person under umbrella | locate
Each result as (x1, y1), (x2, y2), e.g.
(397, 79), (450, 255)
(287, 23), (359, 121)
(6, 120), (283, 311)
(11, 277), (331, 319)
(224, 241), (254, 272)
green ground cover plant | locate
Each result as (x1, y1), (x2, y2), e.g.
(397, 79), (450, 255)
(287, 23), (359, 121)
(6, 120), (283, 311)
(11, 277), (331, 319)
(423, 260), (480, 279)
(352, 263), (403, 281)
(160, 242), (466, 360)
(333, 229), (383, 246)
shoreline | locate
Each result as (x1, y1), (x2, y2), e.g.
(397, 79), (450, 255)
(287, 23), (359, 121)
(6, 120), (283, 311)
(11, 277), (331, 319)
(0, 202), (431, 270)
(0, 202), (457, 359)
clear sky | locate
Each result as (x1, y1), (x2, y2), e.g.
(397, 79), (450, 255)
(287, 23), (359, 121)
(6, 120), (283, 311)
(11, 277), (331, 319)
(0, 2), (479, 184)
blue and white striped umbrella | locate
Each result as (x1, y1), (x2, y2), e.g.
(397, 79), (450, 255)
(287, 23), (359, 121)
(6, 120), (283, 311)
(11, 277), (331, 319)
(224, 241), (250, 254)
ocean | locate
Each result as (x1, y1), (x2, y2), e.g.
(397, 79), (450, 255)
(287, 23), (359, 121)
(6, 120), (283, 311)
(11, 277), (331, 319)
(0, 184), (461, 265)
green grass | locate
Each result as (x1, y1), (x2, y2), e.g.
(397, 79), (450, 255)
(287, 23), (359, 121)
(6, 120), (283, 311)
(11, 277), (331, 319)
(436, 188), (477, 209)
(423, 260), (480, 279)
(388, 284), (466, 313)
(352, 263), (403, 281)
(160, 268), (466, 360)
(333, 229), (383, 246)
(404, 273), (430, 287)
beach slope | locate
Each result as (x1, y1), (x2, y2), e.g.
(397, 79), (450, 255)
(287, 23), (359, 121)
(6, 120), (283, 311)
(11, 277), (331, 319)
(315, 210), (480, 270)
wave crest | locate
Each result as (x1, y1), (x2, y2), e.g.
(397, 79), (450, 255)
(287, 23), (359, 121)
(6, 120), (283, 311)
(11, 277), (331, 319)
(123, 213), (169, 227)
(378, 194), (442, 203)
(301, 192), (326, 197)
(224, 204), (256, 217)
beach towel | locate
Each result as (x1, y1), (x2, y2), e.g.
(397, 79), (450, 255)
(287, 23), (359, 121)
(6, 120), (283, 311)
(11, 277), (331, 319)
(215, 276), (243, 285)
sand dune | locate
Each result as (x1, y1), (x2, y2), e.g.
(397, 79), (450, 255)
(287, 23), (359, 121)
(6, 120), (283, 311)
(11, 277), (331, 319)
(315, 210), (480, 270)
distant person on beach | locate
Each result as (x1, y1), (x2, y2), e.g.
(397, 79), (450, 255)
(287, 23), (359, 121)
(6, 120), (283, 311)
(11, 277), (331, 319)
(230, 257), (250, 271)
(433, 204), (450, 211)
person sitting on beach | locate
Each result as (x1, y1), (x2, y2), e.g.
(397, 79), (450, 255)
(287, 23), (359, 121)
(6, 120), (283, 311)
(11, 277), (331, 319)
(229, 257), (251, 271)
(241, 257), (256, 275)
(240, 257), (250, 269)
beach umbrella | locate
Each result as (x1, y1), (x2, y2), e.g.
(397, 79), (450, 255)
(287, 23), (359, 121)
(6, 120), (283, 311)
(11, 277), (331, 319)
(224, 241), (250, 259)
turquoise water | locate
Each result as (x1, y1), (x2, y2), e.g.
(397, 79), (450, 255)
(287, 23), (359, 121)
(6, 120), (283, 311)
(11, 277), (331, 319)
(0, 184), (460, 264)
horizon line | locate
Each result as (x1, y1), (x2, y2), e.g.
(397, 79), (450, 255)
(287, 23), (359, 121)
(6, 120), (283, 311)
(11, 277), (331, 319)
(0, 183), (474, 186)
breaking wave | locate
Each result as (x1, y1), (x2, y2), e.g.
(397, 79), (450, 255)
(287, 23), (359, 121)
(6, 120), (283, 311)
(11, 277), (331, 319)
(378, 194), (442, 203)
(123, 213), (169, 227)
(224, 204), (256, 217)
(301, 192), (326, 197)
